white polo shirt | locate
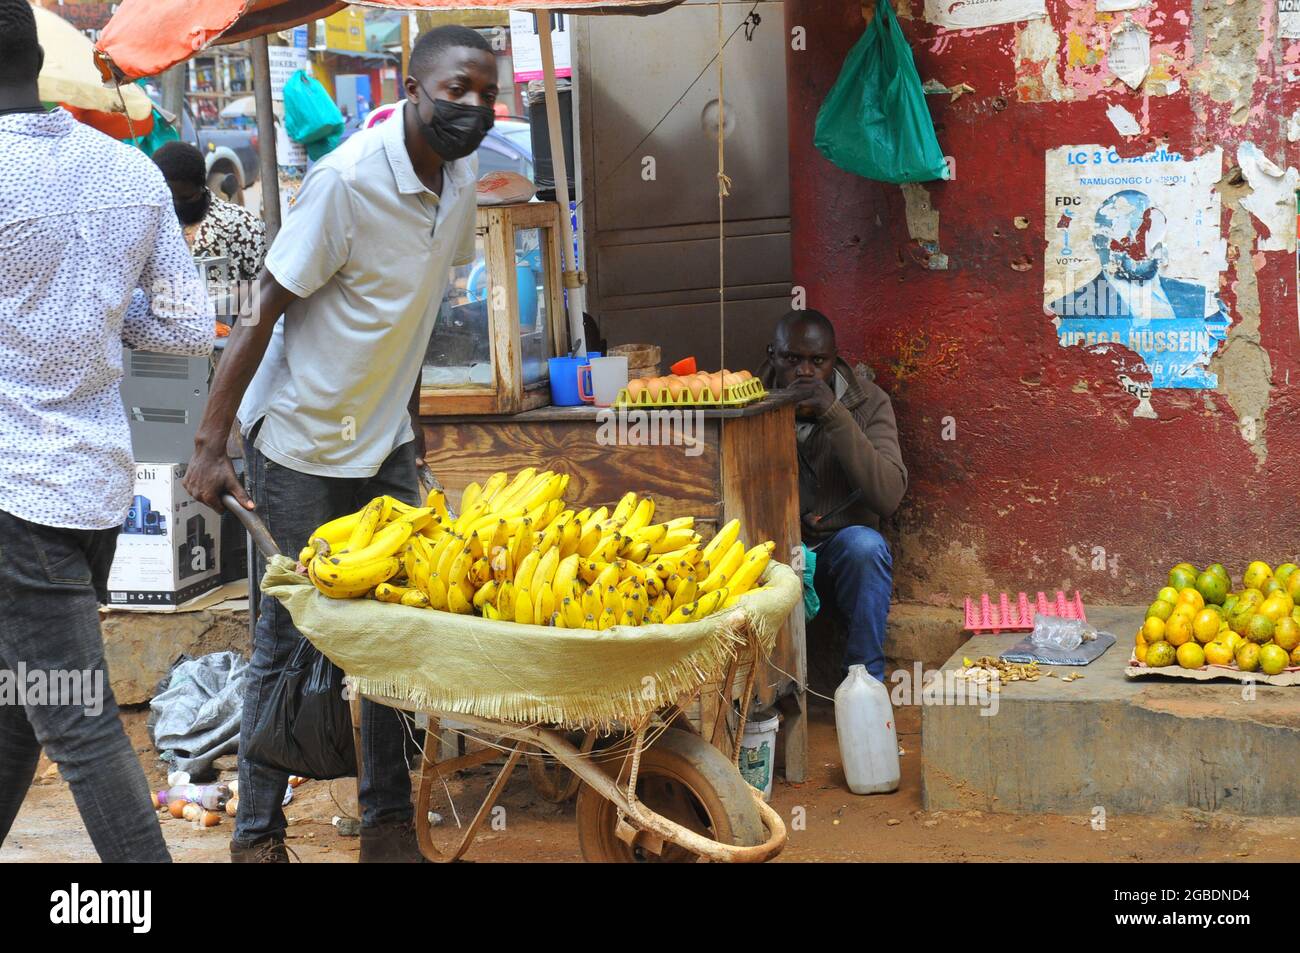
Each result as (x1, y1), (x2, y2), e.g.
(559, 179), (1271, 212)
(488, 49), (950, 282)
(240, 101), (477, 477)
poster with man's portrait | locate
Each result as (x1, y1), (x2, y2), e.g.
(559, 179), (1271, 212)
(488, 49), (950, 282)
(1044, 145), (1230, 390)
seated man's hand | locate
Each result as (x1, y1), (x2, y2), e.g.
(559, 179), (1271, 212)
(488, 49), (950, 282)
(786, 376), (836, 418)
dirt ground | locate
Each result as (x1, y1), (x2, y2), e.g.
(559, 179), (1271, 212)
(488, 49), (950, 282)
(4, 702), (1297, 863)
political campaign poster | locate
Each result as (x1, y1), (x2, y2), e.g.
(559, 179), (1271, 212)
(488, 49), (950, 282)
(1044, 145), (1229, 390)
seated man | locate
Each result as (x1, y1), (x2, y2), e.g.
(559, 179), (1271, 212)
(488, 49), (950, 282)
(761, 310), (908, 683)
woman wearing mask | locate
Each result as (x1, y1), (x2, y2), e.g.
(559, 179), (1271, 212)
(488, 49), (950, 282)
(152, 140), (267, 283)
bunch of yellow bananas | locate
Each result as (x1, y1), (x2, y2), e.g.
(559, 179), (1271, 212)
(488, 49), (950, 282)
(298, 468), (775, 630)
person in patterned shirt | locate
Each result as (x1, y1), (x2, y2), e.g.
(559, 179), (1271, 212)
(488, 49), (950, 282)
(0, 0), (211, 863)
(152, 141), (267, 283)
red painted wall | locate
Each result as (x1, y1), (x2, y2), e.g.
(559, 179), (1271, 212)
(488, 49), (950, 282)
(784, 0), (1300, 603)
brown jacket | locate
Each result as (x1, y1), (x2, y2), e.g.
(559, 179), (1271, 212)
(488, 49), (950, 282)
(761, 358), (908, 545)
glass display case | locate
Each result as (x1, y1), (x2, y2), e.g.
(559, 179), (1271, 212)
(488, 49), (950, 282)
(420, 202), (567, 416)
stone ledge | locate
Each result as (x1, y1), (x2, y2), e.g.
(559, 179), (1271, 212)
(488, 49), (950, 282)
(101, 607), (251, 706)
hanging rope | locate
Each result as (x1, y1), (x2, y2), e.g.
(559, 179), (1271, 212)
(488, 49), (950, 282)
(716, 0), (730, 372)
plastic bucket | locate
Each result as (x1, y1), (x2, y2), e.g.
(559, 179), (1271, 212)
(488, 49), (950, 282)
(737, 710), (780, 802)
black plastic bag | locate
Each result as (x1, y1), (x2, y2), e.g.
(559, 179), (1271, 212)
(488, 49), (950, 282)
(244, 637), (356, 780)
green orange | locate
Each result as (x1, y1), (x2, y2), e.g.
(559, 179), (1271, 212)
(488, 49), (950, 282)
(1168, 566), (1198, 592)
(1146, 641), (1176, 667)
(1245, 614), (1275, 645)
(1195, 571), (1228, 606)
(1146, 599), (1175, 622)
(1259, 644), (1289, 676)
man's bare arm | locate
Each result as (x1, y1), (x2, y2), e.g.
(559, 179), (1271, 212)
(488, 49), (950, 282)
(183, 271), (299, 509)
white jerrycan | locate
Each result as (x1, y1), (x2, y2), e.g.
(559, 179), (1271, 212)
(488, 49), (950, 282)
(834, 664), (900, 794)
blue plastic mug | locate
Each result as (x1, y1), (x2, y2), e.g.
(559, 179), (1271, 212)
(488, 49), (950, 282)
(549, 352), (600, 406)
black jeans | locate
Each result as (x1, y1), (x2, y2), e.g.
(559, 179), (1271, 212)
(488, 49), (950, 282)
(235, 432), (420, 846)
(0, 510), (171, 862)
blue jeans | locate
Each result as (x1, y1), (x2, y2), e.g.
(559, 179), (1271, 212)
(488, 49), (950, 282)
(235, 434), (420, 846)
(812, 525), (893, 683)
(0, 510), (171, 862)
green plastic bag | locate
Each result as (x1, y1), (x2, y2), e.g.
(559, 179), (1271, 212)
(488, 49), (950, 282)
(813, 1), (949, 184)
(123, 106), (180, 157)
(283, 69), (344, 148)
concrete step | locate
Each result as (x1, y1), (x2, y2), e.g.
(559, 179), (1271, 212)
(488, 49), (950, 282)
(921, 606), (1300, 817)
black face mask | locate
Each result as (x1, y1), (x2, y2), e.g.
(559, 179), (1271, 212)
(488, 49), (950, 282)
(413, 82), (494, 161)
(174, 188), (212, 227)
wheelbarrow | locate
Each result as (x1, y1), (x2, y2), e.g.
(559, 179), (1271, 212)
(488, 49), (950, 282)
(225, 495), (791, 863)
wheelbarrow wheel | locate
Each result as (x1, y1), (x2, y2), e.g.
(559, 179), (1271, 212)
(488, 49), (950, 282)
(575, 728), (763, 862)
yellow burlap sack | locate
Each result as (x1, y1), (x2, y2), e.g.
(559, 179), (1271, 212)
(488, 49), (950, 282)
(260, 556), (801, 730)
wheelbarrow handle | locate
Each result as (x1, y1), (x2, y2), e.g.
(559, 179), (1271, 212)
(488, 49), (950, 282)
(221, 494), (282, 560)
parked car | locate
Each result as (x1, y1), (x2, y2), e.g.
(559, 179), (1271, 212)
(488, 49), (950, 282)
(146, 86), (261, 206)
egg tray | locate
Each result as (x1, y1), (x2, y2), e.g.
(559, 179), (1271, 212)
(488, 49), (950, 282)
(963, 590), (1087, 634)
(612, 377), (767, 409)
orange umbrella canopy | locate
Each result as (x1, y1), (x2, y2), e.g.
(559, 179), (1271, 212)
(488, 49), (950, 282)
(96, 0), (683, 80)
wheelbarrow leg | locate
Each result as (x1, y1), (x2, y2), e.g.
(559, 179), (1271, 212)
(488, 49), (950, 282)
(448, 744), (523, 862)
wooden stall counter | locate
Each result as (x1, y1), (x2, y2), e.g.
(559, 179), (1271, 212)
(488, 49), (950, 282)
(419, 391), (809, 782)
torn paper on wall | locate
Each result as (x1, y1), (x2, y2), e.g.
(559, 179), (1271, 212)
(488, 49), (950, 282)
(925, 0), (1046, 30)
(1098, 0), (1150, 11)
(1237, 142), (1300, 253)
(1108, 21), (1151, 90)
(1281, 0), (1300, 40)
(1106, 105), (1142, 137)
(1044, 145), (1230, 391)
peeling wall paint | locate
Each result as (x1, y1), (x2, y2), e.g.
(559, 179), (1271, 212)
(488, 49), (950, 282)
(784, 0), (1300, 603)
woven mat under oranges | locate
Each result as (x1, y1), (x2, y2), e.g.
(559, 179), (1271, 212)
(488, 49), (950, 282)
(260, 555), (801, 730)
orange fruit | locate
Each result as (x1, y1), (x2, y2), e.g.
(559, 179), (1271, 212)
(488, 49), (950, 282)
(1145, 641), (1176, 667)
(1236, 643), (1261, 672)
(1240, 587), (1265, 608)
(1287, 572), (1300, 602)
(1274, 617), (1300, 652)
(1176, 587), (1205, 611)
(1192, 609), (1220, 644)
(1135, 642), (1148, 664)
(1229, 609), (1255, 636)
(1291, 645), (1300, 667)
(1142, 617), (1167, 643)
(1243, 561), (1273, 592)
(1146, 599), (1174, 622)
(1274, 562), (1298, 585)
(1259, 643), (1289, 676)
(1195, 571), (1228, 606)
(1258, 595), (1289, 622)
(1156, 586), (1180, 605)
(1176, 643), (1206, 669)
(1245, 613), (1275, 645)
(1164, 613), (1194, 647)
(1204, 641), (1234, 666)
